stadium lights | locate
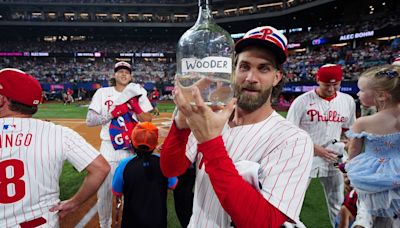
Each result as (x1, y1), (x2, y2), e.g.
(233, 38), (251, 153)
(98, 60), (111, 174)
(224, 8), (236, 13)
(377, 35), (400, 40)
(332, 43), (348, 47)
(294, 48), (306, 52)
(239, 6), (253, 11)
(174, 14), (188, 18)
(231, 33), (245, 39)
(257, 2), (283, 9)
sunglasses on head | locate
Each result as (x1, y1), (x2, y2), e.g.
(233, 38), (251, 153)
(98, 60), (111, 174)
(375, 69), (399, 79)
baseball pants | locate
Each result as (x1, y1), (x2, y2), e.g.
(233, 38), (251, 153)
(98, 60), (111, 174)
(97, 141), (130, 228)
(318, 169), (344, 228)
(97, 161), (119, 228)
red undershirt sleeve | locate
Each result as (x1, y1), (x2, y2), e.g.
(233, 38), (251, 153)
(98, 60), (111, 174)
(198, 136), (288, 228)
(160, 121), (192, 177)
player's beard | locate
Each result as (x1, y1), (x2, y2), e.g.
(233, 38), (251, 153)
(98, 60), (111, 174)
(234, 82), (272, 112)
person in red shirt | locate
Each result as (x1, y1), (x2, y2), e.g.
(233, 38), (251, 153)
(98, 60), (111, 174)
(149, 86), (160, 116)
(160, 26), (313, 227)
(66, 88), (74, 104)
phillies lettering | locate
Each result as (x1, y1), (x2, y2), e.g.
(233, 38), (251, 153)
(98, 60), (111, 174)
(105, 100), (114, 112)
(306, 109), (346, 122)
(0, 133), (32, 149)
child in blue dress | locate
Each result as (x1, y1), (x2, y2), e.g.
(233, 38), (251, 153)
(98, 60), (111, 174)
(344, 64), (400, 226)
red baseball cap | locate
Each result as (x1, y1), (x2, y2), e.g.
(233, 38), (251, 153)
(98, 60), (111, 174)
(235, 26), (288, 65)
(131, 122), (159, 152)
(316, 64), (343, 83)
(114, 61), (132, 73)
(0, 68), (42, 107)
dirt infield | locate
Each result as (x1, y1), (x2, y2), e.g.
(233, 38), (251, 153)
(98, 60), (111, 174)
(50, 113), (173, 228)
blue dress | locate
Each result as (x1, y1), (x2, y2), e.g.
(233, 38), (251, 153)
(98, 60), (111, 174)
(345, 129), (400, 217)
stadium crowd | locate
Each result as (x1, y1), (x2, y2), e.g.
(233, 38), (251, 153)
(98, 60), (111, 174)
(285, 42), (399, 82)
(0, 40), (398, 86)
(289, 14), (400, 43)
(0, 57), (175, 85)
(0, 40), (176, 53)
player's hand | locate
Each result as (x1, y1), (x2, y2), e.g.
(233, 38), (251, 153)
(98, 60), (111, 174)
(49, 199), (78, 219)
(111, 103), (130, 118)
(127, 96), (143, 114)
(125, 83), (143, 98)
(172, 106), (189, 130)
(176, 75), (212, 104)
(174, 85), (236, 143)
(315, 146), (338, 163)
(115, 196), (122, 224)
(172, 87), (190, 129)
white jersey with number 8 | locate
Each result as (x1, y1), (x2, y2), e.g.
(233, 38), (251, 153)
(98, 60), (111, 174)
(0, 117), (100, 227)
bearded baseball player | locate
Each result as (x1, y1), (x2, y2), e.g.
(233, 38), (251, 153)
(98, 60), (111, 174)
(161, 26), (314, 227)
(0, 68), (110, 227)
(287, 64), (356, 227)
(86, 61), (152, 228)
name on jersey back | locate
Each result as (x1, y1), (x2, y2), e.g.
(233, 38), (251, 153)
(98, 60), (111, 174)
(0, 133), (33, 149)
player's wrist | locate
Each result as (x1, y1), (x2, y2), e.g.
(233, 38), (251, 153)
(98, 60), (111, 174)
(127, 97), (143, 114)
(111, 103), (129, 118)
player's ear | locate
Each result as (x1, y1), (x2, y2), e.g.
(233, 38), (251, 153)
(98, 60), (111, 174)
(0, 94), (7, 108)
(273, 69), (283, 87)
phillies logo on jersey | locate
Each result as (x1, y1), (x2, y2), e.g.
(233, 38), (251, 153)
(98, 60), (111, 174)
(306, 109), (346, 122)
(105, 100), (114, 112)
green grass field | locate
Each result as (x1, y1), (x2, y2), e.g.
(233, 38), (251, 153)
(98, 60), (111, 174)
(37, 102), (331, 227)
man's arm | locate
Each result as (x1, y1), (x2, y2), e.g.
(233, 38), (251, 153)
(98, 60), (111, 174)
(49, 155), (110, 218)
(86, 109), (112, 127)
(127, 96), (152, 122)
(137, 112), (152, 122)
(160, 122), (192, 177)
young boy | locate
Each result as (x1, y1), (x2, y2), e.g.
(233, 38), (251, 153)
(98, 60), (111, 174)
(112, 122), (177, 228)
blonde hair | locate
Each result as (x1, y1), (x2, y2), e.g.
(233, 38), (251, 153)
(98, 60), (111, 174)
(360, 65), (400, 108)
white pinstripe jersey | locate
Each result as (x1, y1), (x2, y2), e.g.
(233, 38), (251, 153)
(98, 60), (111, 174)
(185, 111), (313, 227)
(0, 117), (100, 227)
(89, 86), (153, 161)
(286, 90), (356, 177)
